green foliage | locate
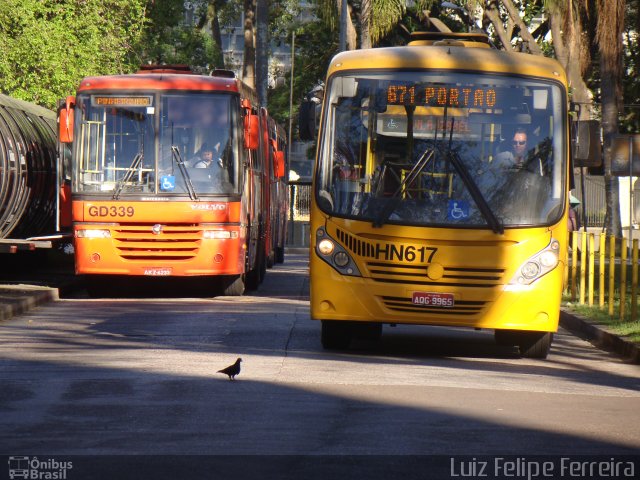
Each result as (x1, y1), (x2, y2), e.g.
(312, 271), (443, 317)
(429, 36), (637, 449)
(266, 16), (336, 136)
(133, 0), (222, 72)
(0, 0), (146, 109)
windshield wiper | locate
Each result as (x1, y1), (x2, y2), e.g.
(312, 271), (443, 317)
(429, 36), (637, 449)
(113, 153), (143, 200)
(373, 146), (435, 228)
(171, 146), (198, 200)
(447, 149), (504, 234)
(441, 115), (503, 235)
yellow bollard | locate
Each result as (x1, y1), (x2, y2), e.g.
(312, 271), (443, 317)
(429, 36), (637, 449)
(599, 234), (606, 308)
(632, 239), (638, 323)
(588, 233), (595, 306)
(609, 235), (615, 316)
(571, 231), (578, 301)
(580, 231), (587, 304)
(620, 237), (627, 320)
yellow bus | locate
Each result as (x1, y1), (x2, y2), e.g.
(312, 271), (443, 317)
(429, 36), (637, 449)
(308, 33), (570, 358)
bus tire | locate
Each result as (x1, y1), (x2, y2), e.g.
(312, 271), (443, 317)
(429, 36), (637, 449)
(275, 246), (285, 264)
(221, 275), (245, 296)
(321, 321), (352, 350)
(245, 258), (261, 291)
(518, 332), (553, 359)
(494, 329), (518, 346)
(259, 245), (267, 283)
(352, 322), (382, 341)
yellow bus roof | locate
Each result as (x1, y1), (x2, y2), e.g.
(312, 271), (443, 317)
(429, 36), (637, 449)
(327, 45), (567, 86)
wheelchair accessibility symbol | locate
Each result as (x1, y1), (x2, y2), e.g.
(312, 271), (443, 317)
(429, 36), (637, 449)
(160, 175), (176, 191)
(448, 200), (469, 220)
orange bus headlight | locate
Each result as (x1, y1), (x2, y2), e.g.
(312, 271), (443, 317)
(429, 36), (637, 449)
(203, 230), (238, 239)
(509, 238), (559, 286)
(75, 229), (111, 238)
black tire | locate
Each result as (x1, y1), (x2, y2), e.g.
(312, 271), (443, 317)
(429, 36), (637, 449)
(85, 275), (118, 298)
(221, 275), (245, 296)
(518, 331), (553, 359)
(321, 321), (353, 350)
(258, 245), (267, 283)
(275, 246), (285, 264)
(352, 322), (383, 342)
(494, 329), (518, 346)
(245, 248), (261, 291)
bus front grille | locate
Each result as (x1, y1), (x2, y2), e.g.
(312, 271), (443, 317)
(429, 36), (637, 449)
(113, 225), (201, 260)
(365, 262), (505, 288)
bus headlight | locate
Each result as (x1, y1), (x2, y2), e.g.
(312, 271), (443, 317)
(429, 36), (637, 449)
(509, 238), (559, 286)
(521, 262), (540, 280)
(76, 229), (111, 238)
(315, 228), (361, 277)
(318, 239), (335, 255)
(334, 251), (349, 267)
(203, 230), (238, 239)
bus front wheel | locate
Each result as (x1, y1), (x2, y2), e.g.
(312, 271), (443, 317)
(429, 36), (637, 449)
(221, 275), (245, 296)
(518, 332), (553, 359)
(321, 321), (352, 350)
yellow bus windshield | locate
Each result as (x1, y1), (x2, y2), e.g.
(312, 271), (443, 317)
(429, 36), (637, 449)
(316, 71), (566, 229)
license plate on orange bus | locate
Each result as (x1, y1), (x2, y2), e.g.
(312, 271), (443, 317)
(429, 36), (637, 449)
(412, 292), (454, 308)
(143, 268), (172, 276)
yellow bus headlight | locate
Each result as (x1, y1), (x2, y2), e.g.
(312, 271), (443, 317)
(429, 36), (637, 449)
(509, 238), (559, 286)
(318, 239), (335, 255)
(315, 228), (361, 277)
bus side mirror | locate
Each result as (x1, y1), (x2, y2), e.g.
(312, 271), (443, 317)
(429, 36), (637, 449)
(572, 119), (601, 167)
(274, 150), (285, 178)
(244, 113), (260, 150)
(58, 96), (75, 144)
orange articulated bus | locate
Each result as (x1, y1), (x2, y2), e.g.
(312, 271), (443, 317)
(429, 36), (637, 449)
(58, 65), (278, 295)
(265, 114), (289, 265)
(307, 33), (574, 358)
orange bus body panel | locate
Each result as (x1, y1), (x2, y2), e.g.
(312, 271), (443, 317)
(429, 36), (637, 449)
(73, 200), (245, 276)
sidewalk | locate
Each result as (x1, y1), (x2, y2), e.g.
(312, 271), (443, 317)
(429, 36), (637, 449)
(1, 247), (637, 363)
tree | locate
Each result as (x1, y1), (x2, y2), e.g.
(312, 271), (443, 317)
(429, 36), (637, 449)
(256, 0), (269, 105)
(242, 0), (257, 88)
(0, 0), (146, 109)
(138, 0), (221, 71)
(596, 0), (625, 236)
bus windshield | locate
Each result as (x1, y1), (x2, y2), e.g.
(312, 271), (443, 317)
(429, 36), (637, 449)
(316, 71), (566, 229)
(73, 93), (240, 196)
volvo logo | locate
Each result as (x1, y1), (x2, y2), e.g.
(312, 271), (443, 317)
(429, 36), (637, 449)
(152, 224), (163, 235)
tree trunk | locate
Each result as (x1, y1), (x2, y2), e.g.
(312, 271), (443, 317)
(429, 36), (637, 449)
(548, 1), (593, 119)
(597, 0), (624, 237)
(360, 0), (372, 49)
(256, 0), (268, 106)
(243, 0), (256, 89)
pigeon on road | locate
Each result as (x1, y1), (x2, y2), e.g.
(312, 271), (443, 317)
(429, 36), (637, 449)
(217, 358), (242, 380)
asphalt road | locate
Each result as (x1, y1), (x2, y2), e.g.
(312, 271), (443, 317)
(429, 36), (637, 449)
(0, 253), (639, 478)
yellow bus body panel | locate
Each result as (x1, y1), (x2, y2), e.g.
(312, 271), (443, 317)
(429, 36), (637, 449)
(310, 217), (568, 333)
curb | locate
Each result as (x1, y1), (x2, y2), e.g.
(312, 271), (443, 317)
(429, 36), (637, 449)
(0, 284), (60, 322)
(560, 309), (640, 364)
